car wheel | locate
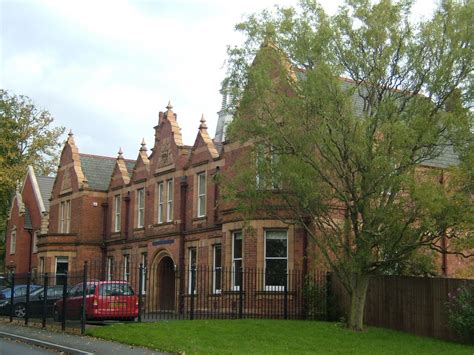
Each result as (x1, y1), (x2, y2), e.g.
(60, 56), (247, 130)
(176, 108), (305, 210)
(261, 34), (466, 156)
(14, 303), (26, 318)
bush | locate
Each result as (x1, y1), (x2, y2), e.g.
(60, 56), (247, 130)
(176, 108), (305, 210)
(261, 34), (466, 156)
(447, 283), (474, 343)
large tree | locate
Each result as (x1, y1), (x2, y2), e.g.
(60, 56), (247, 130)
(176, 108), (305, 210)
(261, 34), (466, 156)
(224, 0), (473, 331)
(0, 89), (65, 243)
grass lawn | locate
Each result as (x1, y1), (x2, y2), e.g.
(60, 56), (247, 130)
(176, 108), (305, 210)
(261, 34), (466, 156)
(86, 319), (474, 354)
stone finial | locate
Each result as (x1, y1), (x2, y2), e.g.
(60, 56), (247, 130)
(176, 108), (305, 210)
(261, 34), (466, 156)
(166, 100), (173, 111)
(199, 114), (208, 130)
(68, 129), (73, 137)
(117, 147), (124, 159)
(140, 138), (147, 152)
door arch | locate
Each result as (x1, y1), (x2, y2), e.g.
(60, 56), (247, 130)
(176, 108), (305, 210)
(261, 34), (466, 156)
(157, 256), (175, 311)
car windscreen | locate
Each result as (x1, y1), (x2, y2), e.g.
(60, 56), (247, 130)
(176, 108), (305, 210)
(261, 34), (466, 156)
(99, 283), (134, 296)
(30, 287), (45, 296)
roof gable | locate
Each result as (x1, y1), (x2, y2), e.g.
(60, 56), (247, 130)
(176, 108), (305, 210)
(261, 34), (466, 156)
(109, 148), (134, 189)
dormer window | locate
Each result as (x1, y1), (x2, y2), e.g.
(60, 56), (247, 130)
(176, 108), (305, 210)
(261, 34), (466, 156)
(137, 188), (145, 228)
(10, 229), (16, 255)
(59, 200), (71, 233)
(197, 172), (206, 217)
(114, 195), (121, 232)
(166, 179), (173, 222)
(157, 179), (173, 224)
(157, 182), (164, 224)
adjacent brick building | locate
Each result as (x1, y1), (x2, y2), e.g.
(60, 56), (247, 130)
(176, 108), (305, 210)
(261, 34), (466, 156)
(4, 166), (54, 274)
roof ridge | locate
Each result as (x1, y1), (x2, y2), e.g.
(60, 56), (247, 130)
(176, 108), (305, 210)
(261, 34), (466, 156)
(79, 153), (116, 160)
(37, 175), (55, 180)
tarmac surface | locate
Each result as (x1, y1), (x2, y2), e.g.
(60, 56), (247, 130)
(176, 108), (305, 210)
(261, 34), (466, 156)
(0, 321), (169, 354)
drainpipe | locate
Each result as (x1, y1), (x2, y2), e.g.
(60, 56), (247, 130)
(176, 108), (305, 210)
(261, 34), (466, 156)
(101, 202), (109, 277)
(26, 229), (33, 273)
(213, 166), (220, 223)
(179, 175), (188, 314)
(124, 192), (131, 240)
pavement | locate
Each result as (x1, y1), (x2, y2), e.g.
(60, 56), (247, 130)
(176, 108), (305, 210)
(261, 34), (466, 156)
(0, 321), (170, 354)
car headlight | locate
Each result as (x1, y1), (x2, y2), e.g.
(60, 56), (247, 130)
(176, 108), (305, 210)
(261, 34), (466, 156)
(0, 300), (10, 307)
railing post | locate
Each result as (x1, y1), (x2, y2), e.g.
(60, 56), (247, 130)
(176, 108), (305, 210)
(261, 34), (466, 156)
(190, 267), (195, 320)
(25, 272), (31, 325)
(61, 272), (68, 331)
(138, 263), (143, 322)
(238, 267), (243, 319)
(284, 272), (288, 320)
(42, 273), (49, 328)
(9, 272), (15, 322)
(325, 271), (332, 321)
(81, 261), (88, 335)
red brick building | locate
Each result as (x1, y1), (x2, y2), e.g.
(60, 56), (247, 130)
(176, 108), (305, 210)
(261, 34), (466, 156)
(4, 166), (54, 274)
(4, 72), (472, 316)
(5, 98), (472, 287)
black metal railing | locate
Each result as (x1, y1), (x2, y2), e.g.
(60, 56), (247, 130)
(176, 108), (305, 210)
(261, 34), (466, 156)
(0, 261), (330, 333)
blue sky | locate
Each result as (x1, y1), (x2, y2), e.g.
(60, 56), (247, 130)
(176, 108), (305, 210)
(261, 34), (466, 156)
(0, 0), (435, 160)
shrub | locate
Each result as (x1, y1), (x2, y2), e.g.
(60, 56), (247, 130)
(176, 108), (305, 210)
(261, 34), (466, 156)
(447, 283), (474, 343)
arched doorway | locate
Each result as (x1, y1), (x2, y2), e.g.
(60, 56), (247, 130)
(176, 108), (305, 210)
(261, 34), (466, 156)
(157, 256), (175, 311)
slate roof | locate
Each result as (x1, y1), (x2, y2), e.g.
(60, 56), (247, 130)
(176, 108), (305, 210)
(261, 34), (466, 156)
(80, 154), (137, 190)
(125, 160), (135, 176)
(36, 176), (55, 211)
(335, 78), (460, 168)
(423, 145), (460, 168)
(80, 154), (117, 191)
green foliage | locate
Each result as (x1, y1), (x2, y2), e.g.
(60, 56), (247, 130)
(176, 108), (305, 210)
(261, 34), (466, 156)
(223, 0), (474, 329)
(447, 284), (474, 343)
(0, 89), (64, 245)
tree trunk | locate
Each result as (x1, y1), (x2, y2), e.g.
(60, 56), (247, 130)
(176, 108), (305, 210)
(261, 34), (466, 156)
(348, 273), (369, 331)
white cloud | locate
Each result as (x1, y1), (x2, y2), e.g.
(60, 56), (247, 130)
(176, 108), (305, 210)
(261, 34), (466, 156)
(1, 0), (438, 159)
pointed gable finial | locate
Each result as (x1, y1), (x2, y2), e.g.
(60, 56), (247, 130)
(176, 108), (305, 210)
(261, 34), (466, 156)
(140, 138), (147, 152)
(117, 147), (124, 159)
(166, 100), (173, 111)
(199, 114), (208, 130)
(68, 129), (74, 137)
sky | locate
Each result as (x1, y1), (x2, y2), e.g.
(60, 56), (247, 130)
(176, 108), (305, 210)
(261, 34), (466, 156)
(1, 0), (436, 160)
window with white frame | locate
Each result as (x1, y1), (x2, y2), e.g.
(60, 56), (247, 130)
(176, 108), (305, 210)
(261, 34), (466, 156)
(106, 256), (114, 281)
(114, 195), (121, 232)
(141, 252), (147, 294)
(32, 231), (38, 253)
(55, 256), (68, 286)
(10, 230), (16, 254)
(59, 200), (71, 233)
(166, 179), (173, 222)
(188, 247), (197, 294)
(232, 231), (243, 290)
(157, 182), (164, 224)
(137, 188), (145, 228)
(39, 257), (45, 275)
(123, 255), (130, 281)
(256, 145), (281, 190)
(264, 230), (288, 291)
(197, 172), (206, 217)
(213, 244), (222, 294)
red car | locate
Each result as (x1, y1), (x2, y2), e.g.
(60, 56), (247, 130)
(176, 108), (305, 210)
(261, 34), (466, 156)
(53, 281), (138, 321)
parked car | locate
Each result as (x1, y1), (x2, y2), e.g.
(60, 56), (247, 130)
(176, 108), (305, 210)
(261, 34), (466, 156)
(0, 275), (10, 292)
(0, 284), (42, 300)
(0, 286), (66, 318)
(53, 281), (138, 321)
